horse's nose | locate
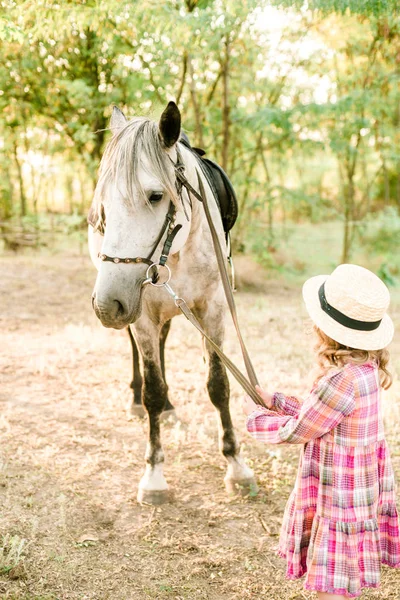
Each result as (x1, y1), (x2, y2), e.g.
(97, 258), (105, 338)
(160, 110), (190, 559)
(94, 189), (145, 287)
(93, 292), (129, 322)
(113, 299), (127, 319)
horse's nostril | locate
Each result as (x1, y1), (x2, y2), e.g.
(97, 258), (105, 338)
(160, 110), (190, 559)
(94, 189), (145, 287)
(92, 294), (131, 324)
(114, 299), (125, 318)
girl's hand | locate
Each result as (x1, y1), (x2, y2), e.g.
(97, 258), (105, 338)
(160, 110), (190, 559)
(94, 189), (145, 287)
(255, 385), (273, 409)
(242, 386), (273, 416)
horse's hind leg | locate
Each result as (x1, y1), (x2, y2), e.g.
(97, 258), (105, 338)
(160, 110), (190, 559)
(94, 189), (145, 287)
(133, 320), (171, 505)
(127, 322), (175, 418)
(201, 310), (258, 496)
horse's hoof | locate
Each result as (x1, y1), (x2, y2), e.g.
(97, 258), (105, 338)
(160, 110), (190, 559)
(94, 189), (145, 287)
(129, 404), (146, 418)
(137, 488), (172, 505)
(225, 476), (259, 497)
(128, 405), (177, 421)
(160, 408), (177, 423)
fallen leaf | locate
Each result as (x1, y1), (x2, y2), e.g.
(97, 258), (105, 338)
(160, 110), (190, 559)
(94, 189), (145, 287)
(76, 531), (99, 544)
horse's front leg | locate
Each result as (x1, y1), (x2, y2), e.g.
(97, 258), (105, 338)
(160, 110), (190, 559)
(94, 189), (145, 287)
(127, 322), (174, 418)
(132, 320), (171, 505)
(200, 306), (258, 495)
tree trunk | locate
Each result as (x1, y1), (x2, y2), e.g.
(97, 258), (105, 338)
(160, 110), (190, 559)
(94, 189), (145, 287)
(221, 36), (230, 172)
(91, 114), (107, 165)
(188, 57), (204, 149)
(2, 165), (14, 220)
(341, 176), (355, 264)
(232, 144), (260, 252)
(79, 169), (87, 215)
(342, 209), (351, 264)
(397, 164), (400, 207)
(382, 160), (390, 204)
(65, 174), (74, 214)
(13, 140), (27, 217)
(259, 142), (273, 243)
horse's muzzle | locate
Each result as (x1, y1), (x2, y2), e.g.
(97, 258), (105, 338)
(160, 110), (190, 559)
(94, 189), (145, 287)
(91, 292), (142, 329)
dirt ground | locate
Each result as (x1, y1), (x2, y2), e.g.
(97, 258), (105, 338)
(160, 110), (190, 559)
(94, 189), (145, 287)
(2, 252), (400, 600)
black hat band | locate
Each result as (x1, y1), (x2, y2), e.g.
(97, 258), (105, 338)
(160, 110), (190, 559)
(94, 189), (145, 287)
(318, 282), (382, 332)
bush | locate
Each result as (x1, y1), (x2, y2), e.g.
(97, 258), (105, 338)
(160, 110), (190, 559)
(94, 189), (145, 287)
(362, 207), (400, 286)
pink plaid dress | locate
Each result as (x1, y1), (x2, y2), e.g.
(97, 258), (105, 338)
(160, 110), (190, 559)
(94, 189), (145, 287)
(246, 362), (400, 598)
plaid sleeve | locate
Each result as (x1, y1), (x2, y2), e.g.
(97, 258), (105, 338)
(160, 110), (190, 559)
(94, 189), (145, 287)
(246, 370), (355, 445)
(272, 392), (302, 416)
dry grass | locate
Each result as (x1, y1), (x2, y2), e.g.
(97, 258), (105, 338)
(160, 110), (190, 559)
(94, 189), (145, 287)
(1, 253), (400, 600)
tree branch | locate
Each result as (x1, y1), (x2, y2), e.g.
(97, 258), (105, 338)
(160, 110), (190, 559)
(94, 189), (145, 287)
(206, 69), (222, 106)
(176, 51), (188, 105)
(137, 53), (164, 104)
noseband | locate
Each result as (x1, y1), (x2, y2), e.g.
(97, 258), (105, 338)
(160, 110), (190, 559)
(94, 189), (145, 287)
(98, 147), (188, 271)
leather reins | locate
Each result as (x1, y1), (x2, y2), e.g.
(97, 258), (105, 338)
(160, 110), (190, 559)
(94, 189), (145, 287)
(97, 148), (265, 408)
(169, 172), (264, 407)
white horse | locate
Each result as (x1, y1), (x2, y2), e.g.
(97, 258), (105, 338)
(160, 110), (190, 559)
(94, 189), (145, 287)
(88, 101), (256, 504)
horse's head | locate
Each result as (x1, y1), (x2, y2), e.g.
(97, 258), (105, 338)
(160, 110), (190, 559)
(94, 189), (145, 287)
(90, 102), (192, 329)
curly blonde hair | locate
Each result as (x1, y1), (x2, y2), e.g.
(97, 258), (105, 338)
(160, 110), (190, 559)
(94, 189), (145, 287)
(313, 326), (392, 390)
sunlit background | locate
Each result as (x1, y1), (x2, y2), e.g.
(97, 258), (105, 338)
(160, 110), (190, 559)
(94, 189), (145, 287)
(1, 0), (399, 278)
(1, 2), (400, 598)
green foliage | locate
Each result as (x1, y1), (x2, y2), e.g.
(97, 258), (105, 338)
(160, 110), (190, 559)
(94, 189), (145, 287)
(272, 0), (399, 16)
(359, 207), (400, 286)
(360, 206), (400, 286)
(377, 262), (397, 287)
(0, 0), (399, 271)
(363, 207), (400, 254)
(0, 534), (28, 575)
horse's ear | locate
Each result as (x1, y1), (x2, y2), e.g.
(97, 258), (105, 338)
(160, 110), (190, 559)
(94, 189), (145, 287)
(110, 106), (127, 135)
(159, 101), (181, 148)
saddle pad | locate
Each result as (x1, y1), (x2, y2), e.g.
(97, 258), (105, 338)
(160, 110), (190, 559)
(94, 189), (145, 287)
(195, 155), (238, 235)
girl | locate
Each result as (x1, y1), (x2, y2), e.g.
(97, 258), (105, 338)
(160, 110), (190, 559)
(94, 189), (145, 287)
(243, 264), (400, 599)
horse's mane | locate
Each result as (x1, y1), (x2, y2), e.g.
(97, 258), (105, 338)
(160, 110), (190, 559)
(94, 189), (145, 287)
(93, 117), (179, 229)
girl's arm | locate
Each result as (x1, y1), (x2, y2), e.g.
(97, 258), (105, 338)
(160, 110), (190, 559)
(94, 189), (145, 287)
(246, 370), (355, 445)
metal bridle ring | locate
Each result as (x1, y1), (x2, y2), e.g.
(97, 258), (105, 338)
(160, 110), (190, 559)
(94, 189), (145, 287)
(146, 263), (171, 287)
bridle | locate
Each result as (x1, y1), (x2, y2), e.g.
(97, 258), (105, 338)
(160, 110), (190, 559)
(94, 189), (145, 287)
(95, 144), (266, 408)
(98, 147), (187, 272)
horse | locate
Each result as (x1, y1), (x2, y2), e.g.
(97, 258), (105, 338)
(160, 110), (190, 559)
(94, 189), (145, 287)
(88, 101), (256, 504)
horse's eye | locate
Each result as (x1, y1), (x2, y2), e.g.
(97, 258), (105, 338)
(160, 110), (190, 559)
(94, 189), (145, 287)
(149, 192), (163, 204)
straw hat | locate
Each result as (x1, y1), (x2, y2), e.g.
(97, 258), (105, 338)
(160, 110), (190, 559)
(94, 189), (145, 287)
(302, 264), (394, 351)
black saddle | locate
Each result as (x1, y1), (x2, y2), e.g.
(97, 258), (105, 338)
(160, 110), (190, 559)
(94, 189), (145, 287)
(179, 133), (238, 237)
